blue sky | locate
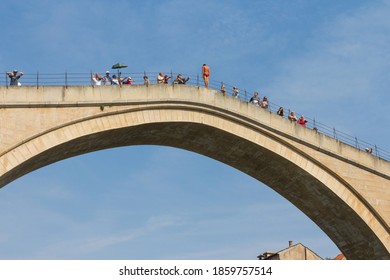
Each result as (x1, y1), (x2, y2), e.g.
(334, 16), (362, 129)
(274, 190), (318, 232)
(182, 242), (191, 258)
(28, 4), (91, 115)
(1, 0), (390, 259)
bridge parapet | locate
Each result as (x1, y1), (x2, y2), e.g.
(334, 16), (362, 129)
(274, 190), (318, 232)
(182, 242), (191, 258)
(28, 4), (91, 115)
(1, 85), (389, 176)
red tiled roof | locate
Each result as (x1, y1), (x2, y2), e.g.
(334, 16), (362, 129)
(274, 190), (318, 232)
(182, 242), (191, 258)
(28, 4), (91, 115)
(334, 253), (346, 260)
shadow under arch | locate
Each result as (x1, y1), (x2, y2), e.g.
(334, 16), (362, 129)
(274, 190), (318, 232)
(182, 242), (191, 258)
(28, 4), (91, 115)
(1, 117), (389, 259)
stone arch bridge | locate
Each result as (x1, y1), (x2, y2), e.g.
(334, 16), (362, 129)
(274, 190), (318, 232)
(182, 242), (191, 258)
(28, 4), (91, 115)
(0, 85), (389, 259)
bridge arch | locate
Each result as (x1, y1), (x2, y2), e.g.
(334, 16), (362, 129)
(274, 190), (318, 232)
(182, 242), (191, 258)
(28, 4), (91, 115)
(1, 85), (389, 259)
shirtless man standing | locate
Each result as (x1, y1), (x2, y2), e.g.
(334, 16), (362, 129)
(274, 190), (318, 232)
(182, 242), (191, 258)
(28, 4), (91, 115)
(202, 64), (210, 88)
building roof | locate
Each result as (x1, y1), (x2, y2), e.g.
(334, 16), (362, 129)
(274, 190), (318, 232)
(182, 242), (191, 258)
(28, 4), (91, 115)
(333, 253), (346, 260)
(258, 242), (323, 260)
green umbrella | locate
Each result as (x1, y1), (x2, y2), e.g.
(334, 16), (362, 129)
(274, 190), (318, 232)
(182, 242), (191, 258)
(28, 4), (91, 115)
(112, 63), (128, 69)
(111, 63), (128, 83)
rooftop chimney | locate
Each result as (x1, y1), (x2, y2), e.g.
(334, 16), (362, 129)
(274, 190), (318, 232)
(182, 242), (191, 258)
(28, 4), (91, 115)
(289, 240), (293, 247)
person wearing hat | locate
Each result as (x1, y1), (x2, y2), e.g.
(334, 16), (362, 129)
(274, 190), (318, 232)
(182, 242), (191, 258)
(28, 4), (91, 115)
(6, 70), (24, 86)
(122, 76), (133, 85)
(102, 70), (113, 85)
(298, 115), (308, 126)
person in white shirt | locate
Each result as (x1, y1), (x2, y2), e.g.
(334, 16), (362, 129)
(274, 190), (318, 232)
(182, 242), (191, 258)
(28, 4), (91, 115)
(102, 71), (113, 85)
(91, 73), (102, 86)
(157, 72), (164, 84)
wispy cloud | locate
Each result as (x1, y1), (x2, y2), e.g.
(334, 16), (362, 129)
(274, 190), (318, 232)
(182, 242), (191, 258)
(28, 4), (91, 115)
(268, 1), (390, 107)
(261, 0), (390, 146)
(31, 214), (182, 259)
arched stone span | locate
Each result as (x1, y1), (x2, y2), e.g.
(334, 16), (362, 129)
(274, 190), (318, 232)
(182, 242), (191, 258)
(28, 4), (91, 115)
(0, 85), (389, 259)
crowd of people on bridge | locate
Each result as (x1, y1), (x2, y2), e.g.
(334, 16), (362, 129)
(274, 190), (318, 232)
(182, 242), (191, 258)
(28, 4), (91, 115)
(90, 70), (191, 87)
(246, 92), (308, 126)
(1, 64), (315, 129)
(2, 64), (378, 153)
(87, 64), (210, 87)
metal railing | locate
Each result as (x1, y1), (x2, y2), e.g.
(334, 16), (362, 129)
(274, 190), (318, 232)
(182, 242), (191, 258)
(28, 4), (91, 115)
(1, 71), (389, 161)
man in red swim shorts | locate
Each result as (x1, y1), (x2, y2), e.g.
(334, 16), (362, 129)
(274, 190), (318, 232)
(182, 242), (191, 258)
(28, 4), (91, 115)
(202, 64), (210, 88)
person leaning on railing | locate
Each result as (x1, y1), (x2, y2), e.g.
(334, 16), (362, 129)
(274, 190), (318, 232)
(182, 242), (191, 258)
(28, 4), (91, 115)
(249, 92), (261, 105)
(260, 96), (269, 109)
(220, 84), (226, 95)
(174, 74), (190, 85)
(298, 115), (308, 126)
(143, 75), (151, 85)
(232, 87), (239, 98)
(277, 107), (284, 117)
(122, 76), (133, 85)
(288, 111), (298, 122)
(157, 72), (164, 84)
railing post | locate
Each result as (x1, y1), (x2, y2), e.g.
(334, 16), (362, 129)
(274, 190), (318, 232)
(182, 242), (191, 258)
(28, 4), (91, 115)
(5, 72), (8, 88)
(144, 70), (149, 87)
(375, 145), (378, 157)
(333, 127), (337, 139)
(355, 137), (359, 149)
(65, 71), (68, 88)
(36, 71), (39, 89)
(197, 74), (199, 87)
(312, 118), (318, 132)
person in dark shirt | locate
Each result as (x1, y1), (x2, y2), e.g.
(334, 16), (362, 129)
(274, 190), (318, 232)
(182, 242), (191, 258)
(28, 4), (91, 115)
(7, 70), (24, 86)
